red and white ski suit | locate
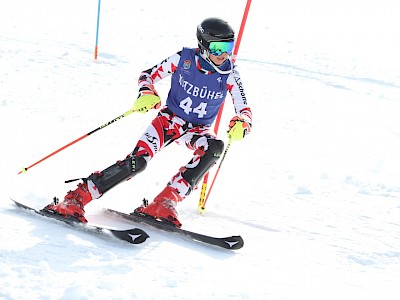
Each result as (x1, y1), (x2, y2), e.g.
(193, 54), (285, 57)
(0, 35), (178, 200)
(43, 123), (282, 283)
(131, 48), (252, 198)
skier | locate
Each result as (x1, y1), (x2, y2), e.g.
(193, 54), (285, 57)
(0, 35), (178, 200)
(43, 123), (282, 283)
(46, 17), (252, 228)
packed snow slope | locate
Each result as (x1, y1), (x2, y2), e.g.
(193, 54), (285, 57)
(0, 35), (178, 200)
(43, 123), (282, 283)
(1, 0), (400, 299)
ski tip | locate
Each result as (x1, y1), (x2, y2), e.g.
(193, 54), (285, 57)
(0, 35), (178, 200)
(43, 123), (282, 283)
(224, 236), (244, 250)
(127, 228), (150, 244)
(110, 228), (150, 245)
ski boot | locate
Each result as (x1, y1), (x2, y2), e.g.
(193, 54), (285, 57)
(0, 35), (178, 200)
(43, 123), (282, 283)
(135, 185), (183, 228)
(45, 182), (93, 223)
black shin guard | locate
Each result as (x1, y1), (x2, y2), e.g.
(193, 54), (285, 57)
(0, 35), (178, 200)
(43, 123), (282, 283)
(181, 139), (224, 189)
(87, 156), (147, 195)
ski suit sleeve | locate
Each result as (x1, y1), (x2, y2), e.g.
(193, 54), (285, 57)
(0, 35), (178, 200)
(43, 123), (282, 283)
(227, 66), (252, 123)
(138, 51), (182, 89)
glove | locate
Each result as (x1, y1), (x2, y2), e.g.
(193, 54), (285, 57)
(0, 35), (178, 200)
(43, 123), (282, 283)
(132, 84), (161, 114)
(227, 115), (252, 141)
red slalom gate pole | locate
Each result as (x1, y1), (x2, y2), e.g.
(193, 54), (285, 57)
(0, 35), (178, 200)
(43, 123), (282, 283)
(198, 0), (252, 213)
(231, 0), (252, 63)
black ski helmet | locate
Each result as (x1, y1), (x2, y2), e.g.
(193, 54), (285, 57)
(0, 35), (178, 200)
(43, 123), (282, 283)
(197, 18), (235, 53)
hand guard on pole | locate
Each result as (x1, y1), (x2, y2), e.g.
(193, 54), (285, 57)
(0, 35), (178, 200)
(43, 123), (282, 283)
(132, 84), (161, 114)
(227, 115), (252, 141)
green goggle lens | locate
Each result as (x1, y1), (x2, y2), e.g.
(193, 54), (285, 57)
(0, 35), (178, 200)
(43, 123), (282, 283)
(208, 41), (234, 56)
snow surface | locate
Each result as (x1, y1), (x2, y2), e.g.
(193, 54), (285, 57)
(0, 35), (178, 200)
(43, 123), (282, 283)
(1, 0), (400, 299)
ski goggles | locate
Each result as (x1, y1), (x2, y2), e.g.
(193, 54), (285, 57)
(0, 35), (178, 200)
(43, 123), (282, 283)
(208, 40), (234, 56)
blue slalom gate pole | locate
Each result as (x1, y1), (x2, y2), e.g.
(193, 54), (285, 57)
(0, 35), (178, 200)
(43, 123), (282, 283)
(94, 0), (101, 60)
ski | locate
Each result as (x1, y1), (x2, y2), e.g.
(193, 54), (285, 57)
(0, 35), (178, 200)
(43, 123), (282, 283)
(104, 208), (244, 250)
(11, 199), (149, 245)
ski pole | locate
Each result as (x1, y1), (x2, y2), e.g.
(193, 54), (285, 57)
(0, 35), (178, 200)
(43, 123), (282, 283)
(198, 101), (225, 210)
(198, 137), (233, 213)
(198, 0), (252, 212)
(18, 108), (137, 174)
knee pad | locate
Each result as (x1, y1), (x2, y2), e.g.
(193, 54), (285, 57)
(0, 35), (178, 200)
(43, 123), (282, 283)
(207, 139), (224, 158)
(181, 138), (224, 189)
